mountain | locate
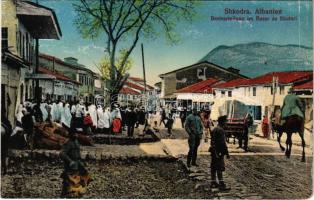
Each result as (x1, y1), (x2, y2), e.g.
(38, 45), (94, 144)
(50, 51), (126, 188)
(199, 42), (313, 78)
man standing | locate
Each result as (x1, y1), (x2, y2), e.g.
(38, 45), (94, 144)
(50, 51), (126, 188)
(179, 107), (187, 128)
(126, 107), (137, 137)
(185, 108), (203, 167)
(209, 115), (230, 191)
(21, 107), (34, 149)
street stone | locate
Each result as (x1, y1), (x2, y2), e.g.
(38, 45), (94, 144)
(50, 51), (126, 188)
(189, 172), (205, 177)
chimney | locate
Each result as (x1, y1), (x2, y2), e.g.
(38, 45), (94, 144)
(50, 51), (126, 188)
(227, 67), (240, 74)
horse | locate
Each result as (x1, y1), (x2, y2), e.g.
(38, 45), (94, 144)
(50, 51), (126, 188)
(272, 114), (306, 162)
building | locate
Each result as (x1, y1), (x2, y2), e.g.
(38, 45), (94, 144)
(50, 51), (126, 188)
(175, 78), (222, 110)
(212, 71), (313, 121)
(39, 53), (96, 103)
(1, 0), (61, 124)
(158, 61), (248, 105)
(25, 66), (80, 101)
(118, 77), (157, 110)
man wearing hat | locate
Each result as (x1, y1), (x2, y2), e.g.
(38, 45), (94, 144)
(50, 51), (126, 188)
(209, 115), (230, 191)
(185, 108), (203, 167)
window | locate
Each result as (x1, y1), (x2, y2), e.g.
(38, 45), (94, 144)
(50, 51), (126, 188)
(197, 67), (206, 80)
(22, 34), (25, 59)
(26, 34), (29, 62)
(221, 91), (225, 97)
(228, 91), (232, 97)
(2, 27), (8, 50)
(270, 86), (273, 95)
(253, 87), (256, 96)
(19, 31), (22, 56)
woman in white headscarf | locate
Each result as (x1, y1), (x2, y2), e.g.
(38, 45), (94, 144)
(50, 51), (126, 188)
(56, 101), (64, 122)
(61, 103), (72, 128)
(88, 104), (98, 129)
(40, 102), (48, 122)
(97, 106), (105, 133)
(51, 102), (58, 122)
(103, 107), (112, 134)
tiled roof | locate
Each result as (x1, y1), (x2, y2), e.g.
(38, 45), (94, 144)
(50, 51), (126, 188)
(128, 77), (154, 90)
(119, 87), (141, 95)
(241, 71), (313, 86)
(125, 81), (145, 91)
(38, 67), (80, 84)
(214, 78), (250, 88)
(129, 77), (143, 82)
(159, 61), (248, 79)
(39, 53), (95, 74)
(293, 80), (313, 90)
(176, 78), (220, 93)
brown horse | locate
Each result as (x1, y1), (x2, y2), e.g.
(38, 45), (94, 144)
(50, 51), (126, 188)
(272, 115), (306, 162)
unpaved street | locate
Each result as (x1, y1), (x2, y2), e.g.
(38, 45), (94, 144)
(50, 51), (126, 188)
(1, 123), (313, 199)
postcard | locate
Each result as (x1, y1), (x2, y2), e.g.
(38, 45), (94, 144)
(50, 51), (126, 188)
(1, 0), (313, 199)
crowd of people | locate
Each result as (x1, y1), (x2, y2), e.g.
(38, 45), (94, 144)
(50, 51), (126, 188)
(12, 99), (160, 141)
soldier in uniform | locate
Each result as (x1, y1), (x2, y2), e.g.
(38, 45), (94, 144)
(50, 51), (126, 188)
(209, 115), (230, 191)
(185, 108), (203, 167)
(60, 128), (91, 198)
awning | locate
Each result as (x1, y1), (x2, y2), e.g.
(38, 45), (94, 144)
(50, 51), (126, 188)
(176, 93), (214, 102)
(2, 51), (29, 68)
(161, 94), (177, 99)
(16, 1), (62, 39)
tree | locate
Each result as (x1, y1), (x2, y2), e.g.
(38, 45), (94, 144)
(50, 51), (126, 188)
(73, 0), (197, 103)
(96, 49), (133, 82)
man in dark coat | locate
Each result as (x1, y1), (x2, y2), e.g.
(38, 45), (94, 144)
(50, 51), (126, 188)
(238, 113), (253, 152)
(21, 107), (34, 149)
(33, 101), (43, 123)
(120, 106), (127, 131)
(185, 108), (203, 167)
(180, 107), (187, 128)
(209, 115), (230, 190)
(126, 107), (137, 137)
(159, 107), (167, 127)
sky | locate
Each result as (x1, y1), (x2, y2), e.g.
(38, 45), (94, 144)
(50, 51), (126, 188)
(38, 0), (313, 85)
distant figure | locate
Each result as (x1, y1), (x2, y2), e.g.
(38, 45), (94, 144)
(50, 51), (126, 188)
(126, 107), (137, 137)
(209, 115), (230, 191)
(262, 115), (269, 138)
(238, 113), (253, 152)
(185, 108), (203, 167)
(159, 107), (167, 127)
(180, 107), (187, 128)
(21, 107), (34, 149)
(166, 113), (174, 135)
(200, 108), (212, 143)
(111, 108), (122, 134)
(83, 113), (93, 135)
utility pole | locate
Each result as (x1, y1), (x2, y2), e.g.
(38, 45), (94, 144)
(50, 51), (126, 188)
(269, 76), (278, 139)
(35, 0), (40, 102)
(141, 43), (147, 109)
